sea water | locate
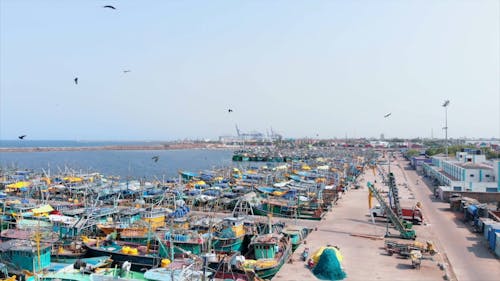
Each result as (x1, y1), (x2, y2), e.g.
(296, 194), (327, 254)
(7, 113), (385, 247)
(0, 141), (236, 179)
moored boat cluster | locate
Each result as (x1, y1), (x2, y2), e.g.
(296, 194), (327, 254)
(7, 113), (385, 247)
(0, 148), (375, 280)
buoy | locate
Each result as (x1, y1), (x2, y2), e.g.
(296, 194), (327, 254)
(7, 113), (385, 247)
(161, 259), (171, 268)
(122, 246), (130, 254)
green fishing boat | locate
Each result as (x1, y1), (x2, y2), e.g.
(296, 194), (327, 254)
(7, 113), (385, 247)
(252, 199), (324, 221)
(281, 225), (311, 251)
(211, 217), (246, 253)
(244, 232), (292, 279)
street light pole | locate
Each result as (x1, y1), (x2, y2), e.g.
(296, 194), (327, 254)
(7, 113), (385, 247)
(442, 100), (450, 157)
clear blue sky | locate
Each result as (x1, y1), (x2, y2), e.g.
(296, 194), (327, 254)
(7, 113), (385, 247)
(1, 0), (498, 140)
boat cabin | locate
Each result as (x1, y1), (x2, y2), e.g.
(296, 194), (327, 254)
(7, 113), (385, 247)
(0, 239), (51, 272)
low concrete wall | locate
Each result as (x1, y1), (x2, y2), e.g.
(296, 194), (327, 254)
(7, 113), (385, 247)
(441, 190), (500, 203)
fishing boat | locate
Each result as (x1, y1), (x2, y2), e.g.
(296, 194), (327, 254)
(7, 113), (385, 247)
(97, 223), (147, 236)
(42, 268), (145, 281)
(90, 268), (146, 281)
(161, 229), (208, 256)
(38, 257), (138, 281)
(144, 261), (211, 281)
(120, 225), (209, 258)
(281, 225), (311, 251)
(252, 199), (324, 221)
(243, 232), (292, 279)
(141, 207), (169, 230)
(96, 209), (145, 235)
(0, 239), (52, 274)
(82, 237), (162, 271)
(211, 216), (246, 254)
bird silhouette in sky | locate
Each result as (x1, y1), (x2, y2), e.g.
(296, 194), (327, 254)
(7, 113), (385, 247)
(74, 77), (78, 85)
(152, 156), (160, 163)
(123, 70), (131, 74)
(384, 113), (391, 118)
(228, 109), (233, 113)
(103, 5), (116, 10)
(18, 135), (27, 140)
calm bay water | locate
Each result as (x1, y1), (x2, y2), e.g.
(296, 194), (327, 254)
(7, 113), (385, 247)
(0, 140), (160, 148)
(0, 146), (236, 179)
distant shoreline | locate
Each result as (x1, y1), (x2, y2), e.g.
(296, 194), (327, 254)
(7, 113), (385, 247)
(0, 143), (237, 152)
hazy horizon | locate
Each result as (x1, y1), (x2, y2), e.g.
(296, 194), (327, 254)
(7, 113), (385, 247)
(1, 136), (499, 143)
(1, 1), (499, 141)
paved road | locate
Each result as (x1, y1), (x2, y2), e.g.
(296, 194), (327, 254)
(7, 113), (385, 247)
(395, 157), (500, 281)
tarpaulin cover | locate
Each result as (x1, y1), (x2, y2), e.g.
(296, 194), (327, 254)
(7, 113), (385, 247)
(6, 181), (31, 189)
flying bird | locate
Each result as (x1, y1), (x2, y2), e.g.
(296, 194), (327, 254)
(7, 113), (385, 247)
(103, 5), (116, 9)
(123, 70), (131, 73)
(74, 77), (78, 85)
(384, 113), (391, 118)
(228, 109), (233, 113)
(18, 135), (27, 140)
(152, 156), (160, 163)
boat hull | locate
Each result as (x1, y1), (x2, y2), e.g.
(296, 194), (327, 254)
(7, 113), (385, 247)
(252, 205), (323, 221)
(84, 243), (161, 271)
(211, 236), (245, 253)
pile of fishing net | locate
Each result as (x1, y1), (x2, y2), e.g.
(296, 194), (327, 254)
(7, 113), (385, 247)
(312, 247), (346, 280)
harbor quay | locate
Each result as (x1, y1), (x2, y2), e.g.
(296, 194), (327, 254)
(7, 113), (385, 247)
(275, 155), (446, 281)
(276, 151), (499, 281)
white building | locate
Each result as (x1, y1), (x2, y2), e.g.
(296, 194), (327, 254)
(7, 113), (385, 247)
(422, 149), (499, 193)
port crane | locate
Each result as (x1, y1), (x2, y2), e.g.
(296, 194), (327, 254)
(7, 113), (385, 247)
(387, 173), (403, 221)
(367, 179), (416, 240)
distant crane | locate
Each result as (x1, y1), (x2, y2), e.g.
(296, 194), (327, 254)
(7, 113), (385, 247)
(235, 124), (241, 137)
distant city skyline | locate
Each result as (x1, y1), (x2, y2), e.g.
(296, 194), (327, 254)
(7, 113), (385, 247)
(1, 1), (499, 141)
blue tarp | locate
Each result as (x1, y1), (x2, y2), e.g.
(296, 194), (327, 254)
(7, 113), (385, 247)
(282, 190), (298, 199)
(168, 205), (190, 218)
(467, 205), (478, 215)
(203, 189), (221, 196)
(256, 186), (275, 193)
(244, 174), (265, 180)
(187, 189), (201, 196)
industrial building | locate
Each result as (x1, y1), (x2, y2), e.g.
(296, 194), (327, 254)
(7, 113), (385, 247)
(422, 149), (499, 193)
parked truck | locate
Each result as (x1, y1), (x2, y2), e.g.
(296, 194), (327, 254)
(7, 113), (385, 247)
(370, 205), (424, 224)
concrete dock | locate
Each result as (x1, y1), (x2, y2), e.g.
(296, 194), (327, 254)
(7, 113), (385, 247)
(274, 156), (450, 281)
